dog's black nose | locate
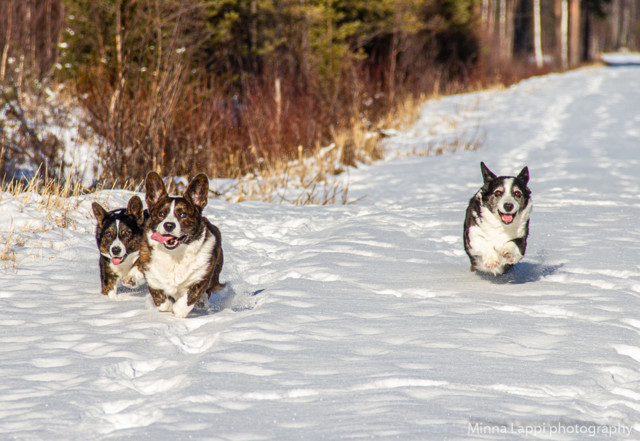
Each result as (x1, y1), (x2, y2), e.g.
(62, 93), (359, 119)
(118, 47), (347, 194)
(503, 203), (514, 212)
(111, 246), (122, 256)
(163, 222), (176, 232)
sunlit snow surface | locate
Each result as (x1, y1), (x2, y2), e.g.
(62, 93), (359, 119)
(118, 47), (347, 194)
(1, 66), (640, 440)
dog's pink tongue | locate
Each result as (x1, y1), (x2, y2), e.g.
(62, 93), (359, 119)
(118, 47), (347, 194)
(151, 232), (173, 243)
(501, 213), (514, 223)
(112, 257), (123, 265)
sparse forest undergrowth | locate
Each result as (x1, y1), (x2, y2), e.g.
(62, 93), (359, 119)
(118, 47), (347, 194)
(0, 0), (637, 204)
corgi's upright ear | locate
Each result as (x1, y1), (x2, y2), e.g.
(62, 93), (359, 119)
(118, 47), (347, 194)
(126, 195), (145, 226)
(92, 203), (109, 227)
(145, 172), (167, 208)
(480, 162), (497, 184)
(516, 166), (530, 186)
(184, 173), (209, 211)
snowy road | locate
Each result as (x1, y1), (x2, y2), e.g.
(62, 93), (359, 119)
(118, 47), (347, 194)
(1, 66), (640, 440)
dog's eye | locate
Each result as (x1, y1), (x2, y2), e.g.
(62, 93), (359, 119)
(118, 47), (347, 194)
(494, 190), (503, 197)
(514, 190), (522, 198)
(105, 231), (113, 239)
(158, 211), (166, 218)
(122, 230), (131, 238)
(178, 212), (186, 219)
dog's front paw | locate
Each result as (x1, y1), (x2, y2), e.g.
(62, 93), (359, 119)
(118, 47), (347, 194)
(499, 243), (521, 265)
(123, 268), (145, 287)
(483, 252), (500, 270)
(501, 250), (515, 263)
(121, 276), (136, 287)
(156, 298), (173, 312)
(484, 259), (499, 270)
(172, 296), (195, 318)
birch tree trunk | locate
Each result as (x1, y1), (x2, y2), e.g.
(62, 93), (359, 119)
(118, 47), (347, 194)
(115, 0), (123, 81)
(533, 0), (543, 67)
(499, 0), (507, 59)
(482, 0), (489, 27)
(561, 0), (568, 69)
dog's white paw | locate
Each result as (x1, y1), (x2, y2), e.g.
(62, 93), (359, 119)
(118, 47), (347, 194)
(123, 267), (145, 287)
(107, 288), (118, 300)
(499, 243), (521, 265)
(172, 296), (195, 318)
(121, 276), (136, 287)
(501, 251), (515, 263)
(483, 252), (500, 270)
(158, 299), (173, 312)
(484, 259), (499, 270)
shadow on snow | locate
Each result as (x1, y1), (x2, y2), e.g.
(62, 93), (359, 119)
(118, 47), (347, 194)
(117, 281), (265, 316)
(476, 261), (564, 285)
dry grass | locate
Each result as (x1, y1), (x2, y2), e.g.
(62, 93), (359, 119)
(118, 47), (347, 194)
(211, 91), (430, 205)
(2, 167), (84, 200)
(217, 135), (370, 206)
(0, 227), (19, 271)
(0, 221), (52, 271)
(377, 93), (426, 134)
(1, 168), (85, 228)
(219, 162), (355, 206)
(0, 167), (139, 222)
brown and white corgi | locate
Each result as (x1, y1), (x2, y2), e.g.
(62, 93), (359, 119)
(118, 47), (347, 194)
(135, 172), (224, 318)
(463, 162), (532, 275)
(92, 196), (146, 298)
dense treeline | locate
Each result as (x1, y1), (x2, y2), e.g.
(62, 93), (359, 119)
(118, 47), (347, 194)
(0, 0), (638, 184)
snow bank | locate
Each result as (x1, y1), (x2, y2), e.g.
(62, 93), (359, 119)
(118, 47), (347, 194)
(601, 50), (640, 66)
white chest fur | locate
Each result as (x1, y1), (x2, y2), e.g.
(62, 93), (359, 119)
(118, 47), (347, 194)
(467, 193), (532, 274)
(145, 231), (217, 300)
(470, 194), (531, 246)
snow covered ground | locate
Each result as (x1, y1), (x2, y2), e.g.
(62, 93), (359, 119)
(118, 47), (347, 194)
(1, 66), (640, 440)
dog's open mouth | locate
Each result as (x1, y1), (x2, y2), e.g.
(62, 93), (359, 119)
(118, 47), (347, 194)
(112, 255), (126, 265)
(151, 232), (185, 249)
(499, 212), (515, 225)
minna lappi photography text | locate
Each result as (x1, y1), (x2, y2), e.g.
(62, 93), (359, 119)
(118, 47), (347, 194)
(468, 420), (633, 438)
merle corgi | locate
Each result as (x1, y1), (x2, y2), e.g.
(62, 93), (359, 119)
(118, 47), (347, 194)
(464, 162), (532, 275)
(134, 172), (224, 318)
(92, 196), (146, 298)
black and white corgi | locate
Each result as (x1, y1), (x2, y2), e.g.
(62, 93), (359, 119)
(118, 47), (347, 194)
(464, 162), (532, 275)
(92, 196), (146, 298)
(135, 172), (224, 318)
